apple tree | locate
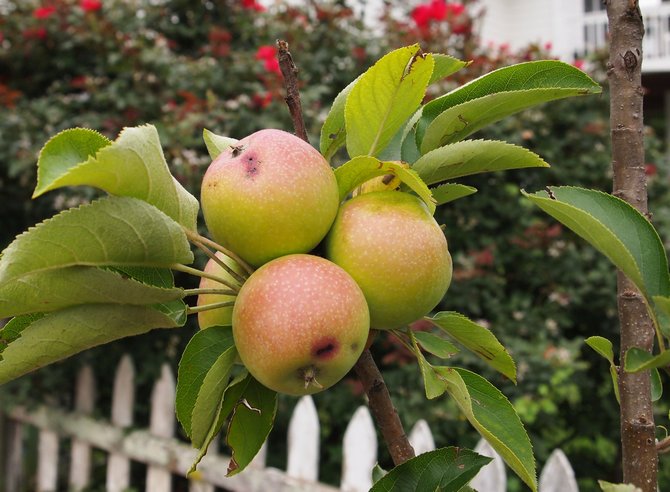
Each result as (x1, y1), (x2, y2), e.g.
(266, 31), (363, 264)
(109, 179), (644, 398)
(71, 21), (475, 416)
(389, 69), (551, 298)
(0, 43), (602, 490)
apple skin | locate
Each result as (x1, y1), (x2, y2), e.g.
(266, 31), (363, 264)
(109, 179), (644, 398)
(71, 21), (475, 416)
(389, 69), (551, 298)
(232, 254), (370, 396)
(196, 252), (245, 330)
(325, 191), (452, 330)
(200, 129), (339, 267)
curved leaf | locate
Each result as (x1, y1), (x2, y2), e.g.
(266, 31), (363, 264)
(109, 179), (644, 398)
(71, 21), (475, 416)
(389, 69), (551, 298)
(0, 266), (184, 319)
(417, 61), (601, 152)
(225, 375), (277, 476)
(585, 336), (620, 403)
(413, 140), (549, 185)
(346, 45), (434, 157)
(427, 312), (516, 382)
(0, 196), (194, 286)
(414, 331), (460, 359)
(176, 326), (235, 437)
(524, 187), (670, 301)
(0, 303), (183, 384)
(370, 447), (491, 492)
(334, 156), (435, 213)
(203, 129), (238, 160)
(34, 125), (199, 230)
(320, 76), (360, 161)
(624, 347), (670, 372)
(431, 183), (477, 205)
(429, 54), (470, 85)
(439, 367), (537, 491)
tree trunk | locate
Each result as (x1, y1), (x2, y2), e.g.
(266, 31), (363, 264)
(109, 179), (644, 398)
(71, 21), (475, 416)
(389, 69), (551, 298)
(606, 1), (658, 490)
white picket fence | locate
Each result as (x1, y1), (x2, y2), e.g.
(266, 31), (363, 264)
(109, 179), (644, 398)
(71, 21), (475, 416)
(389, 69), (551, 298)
(0, 355), (579, 492)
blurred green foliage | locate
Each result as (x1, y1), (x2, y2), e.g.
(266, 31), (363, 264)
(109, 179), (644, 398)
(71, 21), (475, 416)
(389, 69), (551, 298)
(1, 0), (668, 490)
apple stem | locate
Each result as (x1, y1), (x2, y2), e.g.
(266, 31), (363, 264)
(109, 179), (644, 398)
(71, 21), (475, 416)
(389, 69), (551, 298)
(183, 228), (255, 277)
(183, 288), (238, 297)
(170, 264), (241, 293)
(186, 300), (236, 315)
(354, 349), (415, 466)
(189, 237), (247, 287)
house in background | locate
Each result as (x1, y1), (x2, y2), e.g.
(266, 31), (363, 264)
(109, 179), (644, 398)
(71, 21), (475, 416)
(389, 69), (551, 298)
(478, 0), (670, 146)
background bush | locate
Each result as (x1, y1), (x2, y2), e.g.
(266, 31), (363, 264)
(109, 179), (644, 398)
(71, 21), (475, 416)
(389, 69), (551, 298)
(1, 1), (668, 490)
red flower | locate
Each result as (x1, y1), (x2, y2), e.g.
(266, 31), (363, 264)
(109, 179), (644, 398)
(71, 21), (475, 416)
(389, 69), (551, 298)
(451, 22), (470, 35)
(80, 0), (102, 12)
(264, 57), (281, 75)
(446, 2), (465, 16)
(33, 6), (56, 19)
(252, 92), (273, 109)
(430, 0), (447, 21)
(242, 0), (265, 12)
(411, 4), (432, 28)
(645, 164), (658, 176)
(255, 45), (276, 60)
(572, 59), (585, 70)
(23, 27), (48, 39)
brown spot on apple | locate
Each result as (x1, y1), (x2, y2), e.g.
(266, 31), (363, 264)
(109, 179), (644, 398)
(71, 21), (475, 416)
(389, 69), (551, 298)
(313, 337), (339, 360)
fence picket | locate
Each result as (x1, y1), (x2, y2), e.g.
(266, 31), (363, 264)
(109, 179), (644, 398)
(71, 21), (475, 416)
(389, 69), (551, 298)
(36, 428), (59, 492)
(287, 395), (320, 481)
(539, 448), (579, 492)
(340, 406), (376, 492)
(106, 355), (135, 492)
(69, 365), (95, 491)
(146, 363), (176, 492)
(189, 437), (218, 492)
(3, 420), (24, 492)
(408, 419), (435, 456)
(469, 438), (506, 492)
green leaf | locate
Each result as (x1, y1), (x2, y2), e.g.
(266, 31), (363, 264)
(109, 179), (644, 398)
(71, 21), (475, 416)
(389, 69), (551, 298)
(413, 140), (549, 185)
(0, 304), (183, 384)
(624, 347), (670, 372)
(429, 54), (470, 85)
(585, 336), (620, 403)
(225, 375), (277, 476)
(417, 352), (449, 400)
(35, 128), (111, 188)
(346, 45), (434, 157)
(427, 312), (516, 383)
(598, 481), (642, 492)
(416, 61), (601, 153)
(188, 370), (248, 474)
(191, 347), (238, 448)
(651, 368), (663, 402)
(0, 266), (184, 319)
(585, 336), (615, 364)
(414, 331), (460, 359)
(431, 183), (477, 205)
(372, 464), (388, 483)
(334, 156), (435, 213)
(524, 187), (670, 302)
(203, 129), (238, 160)
(0, 196), (194, 287)
(653, 296), (670, 338)
(320, 77), (360, 161)
(370, 447), (491, 492)
(440, 368), (537, 491)
(34, 125), (199, 230)
(176, 327), (235, 437)
(0, 313), (46, 359)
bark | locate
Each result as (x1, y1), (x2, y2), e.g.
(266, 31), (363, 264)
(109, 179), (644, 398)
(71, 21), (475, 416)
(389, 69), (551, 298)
(353, 350), (416, 466)
(276, 40), (309, 143)
(606, 1), (658, 489)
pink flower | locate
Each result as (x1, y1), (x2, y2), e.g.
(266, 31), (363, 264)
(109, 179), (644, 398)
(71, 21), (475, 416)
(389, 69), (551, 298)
(80, 0), (102, 12)
(255, 45), (276, 60)
(33, 6), (56, 19)
(572, 59), (585, 70)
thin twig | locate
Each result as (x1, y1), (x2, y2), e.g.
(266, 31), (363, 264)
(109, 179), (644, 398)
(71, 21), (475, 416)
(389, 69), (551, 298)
(183, 288), (238, 297)
(186, 300), (236, 315)
(354, 350), (416, 466)
(171, 264), (240, 292)
(657, 436), (670, 455)
(277, 40), (309, 142)
(183, 228), (255, 277)
(191, 238), (247, 287)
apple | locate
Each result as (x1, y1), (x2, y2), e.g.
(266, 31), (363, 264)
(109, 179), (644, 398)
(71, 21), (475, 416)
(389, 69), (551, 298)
(196, 252), (245, 329)
(325, 190), (452, 329)
(232, 254), (370, 395)
(200, 129), (339, 267)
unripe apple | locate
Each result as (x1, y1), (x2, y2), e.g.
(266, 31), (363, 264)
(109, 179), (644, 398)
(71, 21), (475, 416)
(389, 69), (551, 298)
(232, 254), (370, 396)
(200, 129), (339, 267)
(325, 191), (452, 329)
(196, 252), (244, 329)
